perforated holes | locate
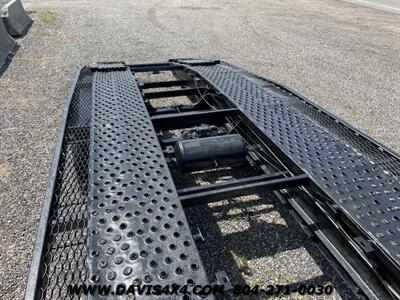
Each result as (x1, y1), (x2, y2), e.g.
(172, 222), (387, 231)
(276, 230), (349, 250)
(87, 69), (207, 288)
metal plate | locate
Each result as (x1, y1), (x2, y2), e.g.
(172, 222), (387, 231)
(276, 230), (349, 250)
(87, 66), (209, 298)
(185, 62), (400, 264)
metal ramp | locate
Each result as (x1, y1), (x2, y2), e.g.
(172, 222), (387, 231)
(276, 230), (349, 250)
(184, 61), (400, 260)
(88, 65), (209, 293)
(25, 60), (400, 300)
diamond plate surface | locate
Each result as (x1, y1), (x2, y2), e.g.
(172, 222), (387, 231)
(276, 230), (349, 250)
(87, 67), (209, 298)
(187, 63), (400, 264)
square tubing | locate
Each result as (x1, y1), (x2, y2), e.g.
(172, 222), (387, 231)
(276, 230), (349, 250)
(180, 174), (310, 207)
(177, 173), (286, 196)
(151, 108), (240, 130)
(144, 88), (203, 99)
(140, 80), (189, 89)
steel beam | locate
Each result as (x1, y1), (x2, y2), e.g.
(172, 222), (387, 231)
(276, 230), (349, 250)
(177, 173), (286, 196)
(130, 63), (182, 73)
(151, 108), (240, 130)
(144, 87), (203, 99)
(180, 174), (310, 207)
(140, 80), (189, 89)
(149, 105), (204, 116)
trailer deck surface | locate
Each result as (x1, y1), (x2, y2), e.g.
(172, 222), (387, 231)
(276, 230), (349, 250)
(21, 60), (400, 299)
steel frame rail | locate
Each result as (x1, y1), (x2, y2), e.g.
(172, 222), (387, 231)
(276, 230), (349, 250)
(25, 66), (93, 300)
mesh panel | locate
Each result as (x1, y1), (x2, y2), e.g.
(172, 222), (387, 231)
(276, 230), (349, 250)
(229, 64), (400, 179)
(38, 82), (92, 300)
(288, 99), (400, 178)
(190, 63), (400, 264)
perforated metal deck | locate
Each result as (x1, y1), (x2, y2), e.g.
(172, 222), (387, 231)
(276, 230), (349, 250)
(181, 61), (400, 266)
(87, 66), (209, 297)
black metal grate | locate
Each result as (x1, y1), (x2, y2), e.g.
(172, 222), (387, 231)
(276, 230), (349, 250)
(227, 63), (400, 179)
(86, 67), (209, 297)
(28, 61), (400, 300)
(38, 81), (92, 300)
(189, 63), (400, 265)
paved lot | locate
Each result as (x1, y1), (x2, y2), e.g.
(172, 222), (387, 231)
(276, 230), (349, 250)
(0, 0), (399, 299)
(343, 0), (400, 13)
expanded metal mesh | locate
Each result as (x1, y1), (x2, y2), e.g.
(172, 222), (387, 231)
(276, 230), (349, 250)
(38, 82), (92, 300)
(32, 61), (400, 299)
(228, 63), (400, 179)
(191, 63), (400, 265)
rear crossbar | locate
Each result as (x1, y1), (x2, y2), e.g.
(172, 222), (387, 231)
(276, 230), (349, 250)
(179, 174), (309, 207)
(151, 108), (240, 130)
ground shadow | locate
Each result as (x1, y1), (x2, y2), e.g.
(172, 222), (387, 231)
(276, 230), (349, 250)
(184, 190), (355, 300)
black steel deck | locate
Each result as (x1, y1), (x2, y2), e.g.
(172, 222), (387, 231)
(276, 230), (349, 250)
(25, 60), (400, 300)
(88, 65), (209, 292)
(182, 61), (400, 261)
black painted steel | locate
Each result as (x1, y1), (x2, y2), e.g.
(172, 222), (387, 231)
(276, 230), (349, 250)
(184, 62), (400, 257)
(177, 173), (286, 196)
(87, 65), (210, 298)
(280, 188), (392, 300)
(130, 64), (182, 73)
(25, 68), (92, 300)
(149, 105), (204, 116)
(177, 60), (400, 298)
(26, 60), (400, 300)
(144, 88), (203, 99)
(180, 174), (310, 207)
(140, 80), (189, 89)
(151, 108), (240, 130)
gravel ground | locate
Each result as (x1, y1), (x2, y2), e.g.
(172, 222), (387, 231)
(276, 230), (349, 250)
(0, 0), (399, 299)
